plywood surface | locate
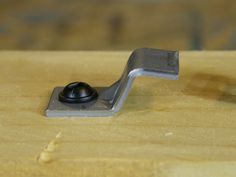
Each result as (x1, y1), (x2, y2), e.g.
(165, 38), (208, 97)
(0, 51), (236, 176)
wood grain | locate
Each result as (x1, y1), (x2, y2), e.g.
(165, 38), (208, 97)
(0, 51), (236, 176)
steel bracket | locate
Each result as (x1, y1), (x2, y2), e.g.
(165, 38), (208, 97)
(45, 48), (179, 117)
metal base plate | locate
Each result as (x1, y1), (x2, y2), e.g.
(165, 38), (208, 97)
(45, 87), (115, 117)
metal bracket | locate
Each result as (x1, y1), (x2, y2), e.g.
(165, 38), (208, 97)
(45, 48), (179, 117)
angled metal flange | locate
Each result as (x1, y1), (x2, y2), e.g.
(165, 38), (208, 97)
(45, 48), (179, 117)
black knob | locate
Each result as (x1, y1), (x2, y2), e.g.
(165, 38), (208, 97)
(59, 82), (98, 103)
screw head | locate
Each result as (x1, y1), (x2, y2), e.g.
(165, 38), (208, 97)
(59, 82), (98, 103)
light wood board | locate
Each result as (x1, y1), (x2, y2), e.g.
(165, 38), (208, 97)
(0, 51), (236, 176)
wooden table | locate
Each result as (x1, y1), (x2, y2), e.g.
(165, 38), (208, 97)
(0, 51), (236, 177)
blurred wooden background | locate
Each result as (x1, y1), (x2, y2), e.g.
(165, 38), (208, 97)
(0, 0), (236, 50)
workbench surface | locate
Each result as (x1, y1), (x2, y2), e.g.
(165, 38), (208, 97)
(0, 51), (236, 177)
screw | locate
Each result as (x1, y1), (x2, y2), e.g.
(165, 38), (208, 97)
(59, 82), (98, 103)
